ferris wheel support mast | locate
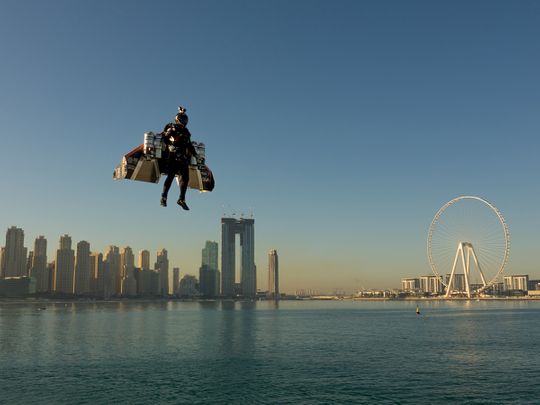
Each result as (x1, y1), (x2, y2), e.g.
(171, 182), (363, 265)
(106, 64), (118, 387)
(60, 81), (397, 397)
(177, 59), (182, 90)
(445, 242), (488, 298)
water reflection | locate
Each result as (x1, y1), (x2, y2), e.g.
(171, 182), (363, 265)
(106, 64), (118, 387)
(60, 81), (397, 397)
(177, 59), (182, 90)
(1, 300), (540, 404)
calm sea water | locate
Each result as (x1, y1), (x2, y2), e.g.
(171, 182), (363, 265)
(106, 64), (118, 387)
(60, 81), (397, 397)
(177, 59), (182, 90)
(1, 300), (540, 404)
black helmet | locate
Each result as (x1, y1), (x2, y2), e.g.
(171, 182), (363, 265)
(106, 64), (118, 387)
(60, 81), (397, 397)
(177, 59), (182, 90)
(175, 106), (188, 126)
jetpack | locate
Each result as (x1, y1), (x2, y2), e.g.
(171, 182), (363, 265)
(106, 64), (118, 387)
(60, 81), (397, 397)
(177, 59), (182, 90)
(113, 132), (215, 192)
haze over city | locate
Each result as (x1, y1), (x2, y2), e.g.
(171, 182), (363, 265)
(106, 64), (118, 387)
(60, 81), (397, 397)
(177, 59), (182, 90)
(1, 0), (539, 293)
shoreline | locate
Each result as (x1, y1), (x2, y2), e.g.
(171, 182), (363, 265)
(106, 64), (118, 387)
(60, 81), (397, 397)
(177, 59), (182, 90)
(2, 296), (540, 305)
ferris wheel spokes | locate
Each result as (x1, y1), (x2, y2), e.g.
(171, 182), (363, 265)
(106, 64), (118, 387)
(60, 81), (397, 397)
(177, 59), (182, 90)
(428, 196), (510, 298)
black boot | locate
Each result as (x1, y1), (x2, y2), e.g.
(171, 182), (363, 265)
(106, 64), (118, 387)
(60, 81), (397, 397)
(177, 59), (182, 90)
(177, 199), (189, 211)
(160, 196), (167, 207)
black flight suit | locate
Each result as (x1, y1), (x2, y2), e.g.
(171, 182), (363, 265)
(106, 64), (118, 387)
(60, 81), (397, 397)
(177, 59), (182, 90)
(161, 123), (197, 202)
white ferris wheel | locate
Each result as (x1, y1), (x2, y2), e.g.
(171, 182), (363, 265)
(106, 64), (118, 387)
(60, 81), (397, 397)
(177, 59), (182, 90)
(427, 196), (510, 297)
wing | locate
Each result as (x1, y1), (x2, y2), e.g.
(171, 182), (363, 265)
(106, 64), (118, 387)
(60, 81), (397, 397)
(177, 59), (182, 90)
(113, 134), (215, 191)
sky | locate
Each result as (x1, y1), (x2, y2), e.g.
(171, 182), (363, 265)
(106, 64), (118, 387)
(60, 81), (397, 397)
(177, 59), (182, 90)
(0, 0), (539, 293)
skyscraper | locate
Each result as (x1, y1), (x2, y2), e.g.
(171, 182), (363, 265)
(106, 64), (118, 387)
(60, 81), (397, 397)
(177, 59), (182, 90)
(90, 252), (103, 296)
(172, 267), (180, 295)
(55, 235), (75, 294)
(3, 226), (27, 278)
(138, 268), (159, 296)
(139, 250), (150, 270)
(202, 241), (219, 272)
(47, 262), (55, 292)
(26, 251), (33, 276)
(0, 247), (5, 279)
(221, 218), (256, 298)
(137, 250), (151, 295)
(155, 249), (169, 296)
(75, 241), (91, 295)
(200, 241), (220, 297)
(31, 236), (48, 293)
(267, 249), (279, 299)
(121, 247), (137, 296)
(104, 246), (121, 298)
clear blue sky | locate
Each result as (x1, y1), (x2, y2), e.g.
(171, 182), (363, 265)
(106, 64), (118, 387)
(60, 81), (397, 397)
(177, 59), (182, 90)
(1, 0), (539, 293)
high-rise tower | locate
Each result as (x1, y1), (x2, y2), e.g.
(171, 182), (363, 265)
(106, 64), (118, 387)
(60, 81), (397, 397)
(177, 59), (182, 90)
(173, 267), (180, 295)
(221, 218), (256, 298)
(200, 241), (220, 297)
(55, 235), (75, 294)
(90, 252), (103, 296)
(202, 241), (219, 272)
(139, 250), (150, 270)
(267, 249), (279, 299)
(3, 226), (27, 278)
(31, 236), (48, 292)
(104, 246), (121, 297)
(0, 247), (5, 279)
(155, 249), (169, 296)
(121, 247), (137, 296)
(75, 241), (91, 295)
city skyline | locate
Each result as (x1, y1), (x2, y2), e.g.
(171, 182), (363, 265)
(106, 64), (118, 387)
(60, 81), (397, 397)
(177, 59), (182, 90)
(3, 218), (539, 295)
(1, 1), (539, 291)
(1, 222), (281, 296)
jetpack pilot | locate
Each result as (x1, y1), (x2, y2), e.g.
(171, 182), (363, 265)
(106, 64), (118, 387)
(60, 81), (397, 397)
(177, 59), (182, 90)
(160, 106), (198, 211)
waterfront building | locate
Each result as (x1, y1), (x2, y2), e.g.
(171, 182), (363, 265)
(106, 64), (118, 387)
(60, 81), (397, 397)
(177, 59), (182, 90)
(267, 249), (279, 299)
(173, 267), (180, 295)
(296, 289), (321, 297)
(54, 235), (75, 294)
(121, 247), (137, 296)
(26, 251), (33, 275)
(200, 240), (220, 297)
(104, 246), (121, 298)
(75, 241), (91, 295)
(199, 265), (219, 297)
(121, 247), (135, 278)
(3, 226), (27, 278)
(401, 278), (420, 291)
(528, 279), (540, 291)
(221, 217), (256, 298)
(139, 250), (150, 270)
(202, 241), (219, 272)
(0, 276), (36, 297)
(137, 269), (159, 296)
(503, 274), (529, 291)
(31, 236), (49, 293)
(494, 282), (505, 294)
(445, 273), (466, 293)
(178, 275), (199, 297)
(136, 249), (151, 295)
(155, 249), (169, 296)
(90, 252), (103, 296)
(0, 247), (4, 278)
(47, 262), (55, 292)
(420, 275), (443, 294)
(122, 275), (137, 297)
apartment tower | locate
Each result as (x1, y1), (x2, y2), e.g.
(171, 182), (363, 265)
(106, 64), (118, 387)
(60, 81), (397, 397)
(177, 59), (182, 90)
(267, 249), (279, 299)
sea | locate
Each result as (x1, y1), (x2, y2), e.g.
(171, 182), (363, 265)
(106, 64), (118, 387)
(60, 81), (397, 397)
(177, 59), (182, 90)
(1, 299), (539, 404)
